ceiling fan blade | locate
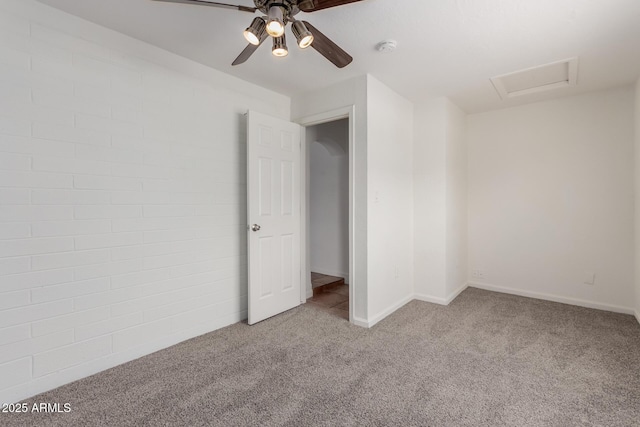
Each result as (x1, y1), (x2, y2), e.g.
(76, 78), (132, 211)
(232, 33), (268, 66)
(303, 21), (352, 68)
(299, 0), (364, 12)
(151, 0), (257, 13)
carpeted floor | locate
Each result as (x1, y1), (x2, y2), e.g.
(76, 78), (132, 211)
(3, 288), (640, 427)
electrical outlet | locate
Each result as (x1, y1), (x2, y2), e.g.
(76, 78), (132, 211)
(471, 269), (485, 280)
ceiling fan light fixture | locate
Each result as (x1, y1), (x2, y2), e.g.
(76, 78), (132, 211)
(243, 17), (266, 46)
(292, 20), (314, 49)
(272, 35), (288, 57)
(266, 6), (285, 37)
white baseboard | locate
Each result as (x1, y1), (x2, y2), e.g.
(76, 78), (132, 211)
(351, 316), (370, 328)
(445, 283), (469, 305)
(468, 282), (636, 315)
(414, 293), (449, 306)
(343, 281), (640, 330)
(362, 294), (414, 328)
(415, 283), (469, 306)
(360, 285), (470, 328)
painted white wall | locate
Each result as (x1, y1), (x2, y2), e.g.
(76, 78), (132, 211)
(304, 124), (316, 299)
(293, 75), (415, 327)
(309, 119), (349, 281)
(292, 76), (368, 324)
(444, 102), (468, 297)
(468, 87), (635, 313)
(635, 77), (640, 323)
(413, 98), (468, 303)
(0, 0), (289, 404)
(413, 100), (447, 300)
(366, 76), (414, 325)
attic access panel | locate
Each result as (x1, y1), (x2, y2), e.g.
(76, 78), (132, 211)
(491, 57), (579, 100)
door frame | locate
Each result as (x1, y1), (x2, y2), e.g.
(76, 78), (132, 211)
(297, 106), (355, 323)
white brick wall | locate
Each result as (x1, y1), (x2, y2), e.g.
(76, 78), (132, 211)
(0, 0), (290, 404)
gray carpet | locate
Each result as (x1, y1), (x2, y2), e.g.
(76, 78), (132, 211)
(4, 288), (640, 427)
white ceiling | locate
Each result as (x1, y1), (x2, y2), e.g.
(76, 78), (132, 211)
(35, 0), (640, 113)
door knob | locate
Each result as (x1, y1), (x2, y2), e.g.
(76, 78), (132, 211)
(251, 224), (261, 232)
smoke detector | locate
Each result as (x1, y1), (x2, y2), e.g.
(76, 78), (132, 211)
(376, 40), (397, 53)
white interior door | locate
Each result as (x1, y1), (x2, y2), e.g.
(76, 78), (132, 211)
(247, 110), (301, 325)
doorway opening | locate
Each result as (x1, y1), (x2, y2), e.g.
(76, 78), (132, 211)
(305, 118), (350, 320)
(298, 106), (355, 323)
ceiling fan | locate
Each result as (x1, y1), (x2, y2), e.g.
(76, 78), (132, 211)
(151, 0), (363, 68)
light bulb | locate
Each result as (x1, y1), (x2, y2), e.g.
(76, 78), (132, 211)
(244, 31), (260, 45)
(243, 18), (266, 46)
(267, 21), (284, 37)
(298, 34), (313, 48)
(266, 6), (285, 37)
(272, 35), (288, 57)
(292, 21), (314, 49)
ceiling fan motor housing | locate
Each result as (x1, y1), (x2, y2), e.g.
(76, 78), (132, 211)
(255, 0), (301, 18)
